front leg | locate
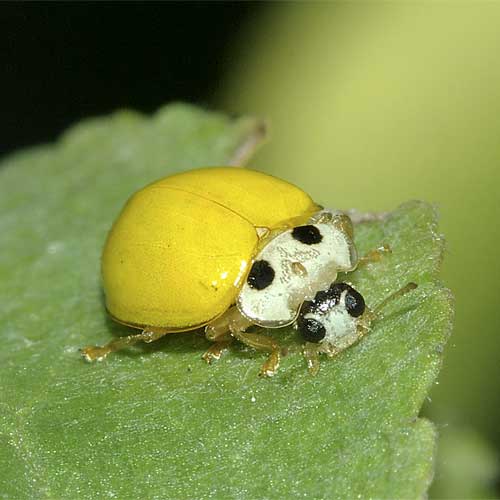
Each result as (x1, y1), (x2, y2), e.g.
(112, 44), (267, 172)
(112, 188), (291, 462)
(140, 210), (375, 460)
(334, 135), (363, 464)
(303, 342), (321, 376)
(205, 306), (283, 377)
(302, 341), (341, 376)
(231, 330), (282, 377)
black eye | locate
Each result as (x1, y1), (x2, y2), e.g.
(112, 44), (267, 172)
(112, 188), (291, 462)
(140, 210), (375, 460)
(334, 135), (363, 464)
(345, 288), (365, 317)
(292, 225), (323, 245)
(298, 317), (326, 343)
(247, 259), (275, 290)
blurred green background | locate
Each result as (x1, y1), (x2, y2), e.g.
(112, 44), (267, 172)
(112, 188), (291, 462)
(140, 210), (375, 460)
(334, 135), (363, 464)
(217, 3), (500, 498)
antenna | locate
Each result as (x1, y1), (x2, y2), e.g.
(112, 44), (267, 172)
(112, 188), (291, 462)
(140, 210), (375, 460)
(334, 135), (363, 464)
(372, 282), (418, 316)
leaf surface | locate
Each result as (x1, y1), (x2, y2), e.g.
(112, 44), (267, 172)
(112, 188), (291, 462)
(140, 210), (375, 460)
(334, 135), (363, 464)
(0, 104), (452, 499)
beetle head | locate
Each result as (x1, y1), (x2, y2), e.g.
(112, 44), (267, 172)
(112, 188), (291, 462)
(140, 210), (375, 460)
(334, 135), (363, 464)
(297, 282), (366, 346)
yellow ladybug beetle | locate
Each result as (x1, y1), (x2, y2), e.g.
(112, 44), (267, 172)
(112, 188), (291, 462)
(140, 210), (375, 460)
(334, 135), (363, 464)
(82, 167), (410, 376)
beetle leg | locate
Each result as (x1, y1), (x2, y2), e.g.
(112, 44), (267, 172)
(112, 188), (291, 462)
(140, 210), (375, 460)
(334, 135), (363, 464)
(205, 306), (240, 340)
(358, 244), (392, 267)
(202, 329), (233, 364)
(356, 313), (374, 338)
(204, 307), (244, 363)
(80, 329), (168, 361)
(206, 306), (283, 376)
(303, 342), (321, 376)
(230, 330), (282, 377)
(226, 311), (282, 377)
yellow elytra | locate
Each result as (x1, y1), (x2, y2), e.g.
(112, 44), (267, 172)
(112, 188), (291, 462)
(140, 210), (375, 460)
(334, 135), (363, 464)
(102, 167), (320, 332)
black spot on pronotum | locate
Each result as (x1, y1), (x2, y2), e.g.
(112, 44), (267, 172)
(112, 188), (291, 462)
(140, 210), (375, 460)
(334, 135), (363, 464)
(292, 225), (323, 245)
(247, 259), (275, 290)
(297, 317), (326, 343)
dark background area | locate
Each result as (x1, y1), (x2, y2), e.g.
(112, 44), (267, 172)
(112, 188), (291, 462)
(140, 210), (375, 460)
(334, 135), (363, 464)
(1, 3), (259, 156)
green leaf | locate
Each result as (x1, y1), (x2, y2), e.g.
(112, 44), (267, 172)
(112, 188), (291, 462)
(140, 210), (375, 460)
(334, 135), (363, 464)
(0, 103), (452, 499)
